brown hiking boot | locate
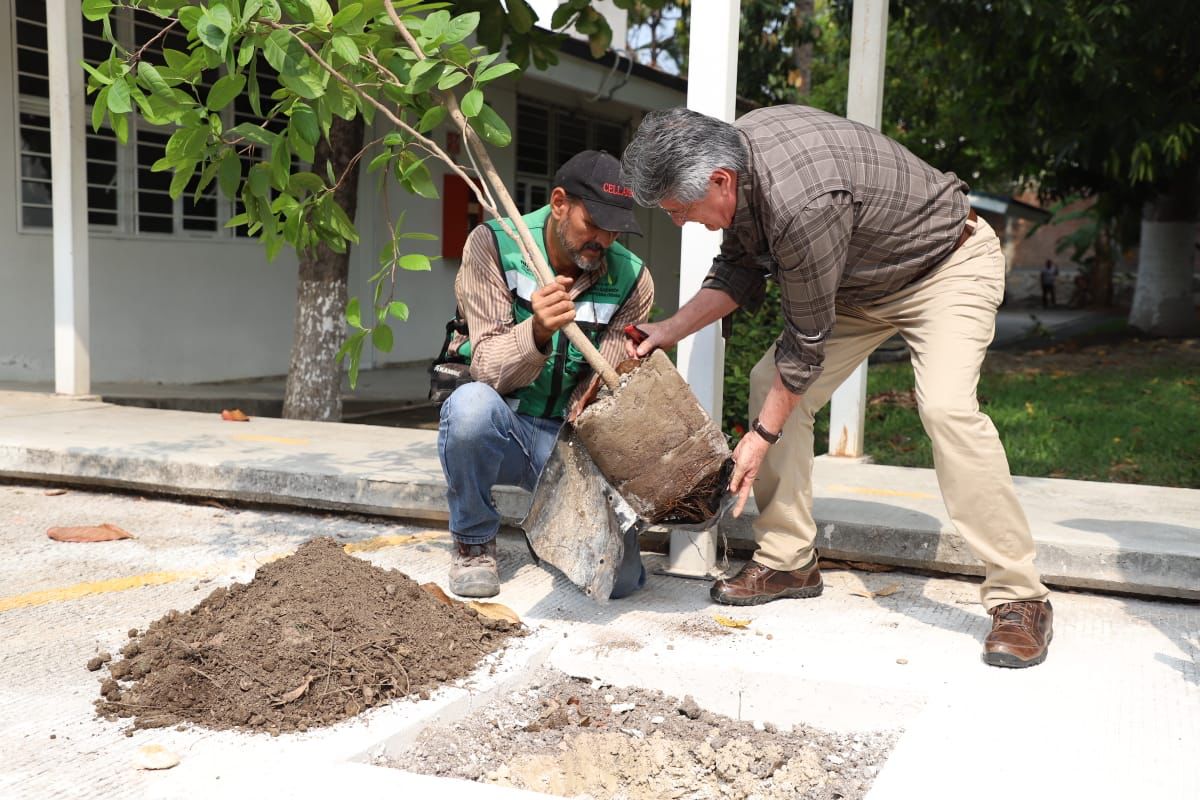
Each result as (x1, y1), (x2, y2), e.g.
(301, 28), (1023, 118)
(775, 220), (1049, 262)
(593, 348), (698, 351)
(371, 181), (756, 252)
(448, 540), (500, 598)
(983, 600), (1053, 668)
(710, 556), (823, 606)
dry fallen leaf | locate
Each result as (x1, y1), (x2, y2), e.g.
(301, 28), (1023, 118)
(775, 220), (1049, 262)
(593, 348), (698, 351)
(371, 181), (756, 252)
(713, 614), (751, 629)
(874, 583), (901, 597)
(420, 582), (460, 608)
(273, 674), (314, 706)
(134, 744), (180, 770)
(220, 409), (250, 422)
(850, 589), (876, 599)
(467, 601), (521, 625)
(47, 524), (135, 543)
(43, 488), (68, 497)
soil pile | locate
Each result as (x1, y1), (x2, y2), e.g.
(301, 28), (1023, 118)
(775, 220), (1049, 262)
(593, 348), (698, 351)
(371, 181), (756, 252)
(391, 670), (895, 799)
(94, 537), (518, 734)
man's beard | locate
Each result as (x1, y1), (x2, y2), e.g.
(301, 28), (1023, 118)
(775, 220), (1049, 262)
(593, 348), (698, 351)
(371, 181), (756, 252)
(553, 219), (607, 273)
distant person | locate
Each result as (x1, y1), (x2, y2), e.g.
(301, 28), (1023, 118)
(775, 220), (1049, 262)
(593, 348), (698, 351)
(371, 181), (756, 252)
(437, 151), (653, 600)
(1041, 259), (1059, 308)
(622, 106), (1053, 668)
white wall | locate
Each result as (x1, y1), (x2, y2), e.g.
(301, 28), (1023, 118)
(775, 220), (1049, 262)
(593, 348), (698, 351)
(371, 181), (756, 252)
(0, 17), (683, 385)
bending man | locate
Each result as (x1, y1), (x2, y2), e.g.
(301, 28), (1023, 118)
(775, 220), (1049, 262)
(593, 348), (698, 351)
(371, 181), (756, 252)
(621, 107), (1052, 668)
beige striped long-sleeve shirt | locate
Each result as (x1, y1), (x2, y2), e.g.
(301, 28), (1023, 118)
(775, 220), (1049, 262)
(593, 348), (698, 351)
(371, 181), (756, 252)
(454, 222), (655, 413)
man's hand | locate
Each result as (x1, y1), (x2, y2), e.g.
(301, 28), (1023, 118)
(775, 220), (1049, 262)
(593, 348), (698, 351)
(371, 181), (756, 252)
(624, 319), (681, 358)
(729, 430), (771, 517)
(531, 275), (575, 350)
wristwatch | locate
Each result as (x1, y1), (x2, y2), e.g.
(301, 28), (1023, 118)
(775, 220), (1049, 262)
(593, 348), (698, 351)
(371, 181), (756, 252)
(750, 417), (782, 445)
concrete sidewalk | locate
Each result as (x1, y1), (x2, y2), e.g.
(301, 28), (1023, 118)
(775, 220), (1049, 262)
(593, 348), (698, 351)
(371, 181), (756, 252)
(0, 390), (1197, 600)
(1, 483), (1197, 799)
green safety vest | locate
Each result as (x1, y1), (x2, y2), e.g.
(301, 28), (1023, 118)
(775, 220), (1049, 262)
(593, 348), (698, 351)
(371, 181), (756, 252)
(465, 205), (644, 419)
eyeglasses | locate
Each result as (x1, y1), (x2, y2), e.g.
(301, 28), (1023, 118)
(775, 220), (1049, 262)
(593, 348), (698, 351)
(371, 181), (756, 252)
(661, 200), (695, 223)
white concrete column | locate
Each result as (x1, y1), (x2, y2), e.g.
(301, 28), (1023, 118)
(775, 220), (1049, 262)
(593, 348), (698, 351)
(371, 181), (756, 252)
(675, 0), (740, 421)
(665, 0), (739, 579)
(47, 0), (91, 395)
(827, 0), (888, 458)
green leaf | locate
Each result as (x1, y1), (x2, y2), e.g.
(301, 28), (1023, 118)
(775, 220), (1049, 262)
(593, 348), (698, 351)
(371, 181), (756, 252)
(476, 62), (521, 84)
(400, 231), (438, 241)
(196, 7), (233, 53)
(81, 61), (114, 86)
(372, 323), (394, 353)
(507, 0), (535, 33)
(436, 70), (468, 90)
(264, 29), (307, 76)
(407, 60), (445, 93)
(178, 6), (203, 31)
(444, 11), (479, 44)
(417, 105), (446, 132)
(291, 103), (320, 145)
(288, 172), (326, 194)
(399, 253), (431, 271)
(247, 164), (271, 197)
(242, 0), (265, 24)
(388, 301), (410, 321)
(106, 80), (132, 114)
(301, 0), (334, 28)
(331, 35), (360, 64)
(137, 63), (172, 100)
(206, 73), (246, 111)
(280, 69), (327, 100)
(404, 160), (438, 199)
(82, 0), (114, 22)
(460, 88), (483, 117)
(330, 2), (363, 28)
(228, 122), (277, 148)
(422, 10), (450, 40)
(111, 111), (129, 144)
(346, 297), (363, 328)
(270, 140), (291, 190)
(472, 103), (511, 147)
(169, 161), (198, 200)
(218, 150), (242, 199)
(91, 92), (108, 132)
(550, 4), (576, 29)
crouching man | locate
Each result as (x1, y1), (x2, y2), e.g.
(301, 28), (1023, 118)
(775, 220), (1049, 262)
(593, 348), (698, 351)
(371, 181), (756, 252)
(438, 151), (655, 599)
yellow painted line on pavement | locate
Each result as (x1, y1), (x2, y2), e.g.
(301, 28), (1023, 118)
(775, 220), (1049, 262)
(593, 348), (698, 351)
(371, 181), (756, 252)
(231, 433), (311, 446)
(0, 569), (202, 612)
(1, 533), (449, 612)
(0, 552), (290, 613)
(824, 484), (936, 500)
(343, 530), (447, 553)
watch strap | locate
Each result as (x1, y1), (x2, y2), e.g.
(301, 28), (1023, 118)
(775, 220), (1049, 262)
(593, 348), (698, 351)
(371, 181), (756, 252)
(750, 417), (782, 445)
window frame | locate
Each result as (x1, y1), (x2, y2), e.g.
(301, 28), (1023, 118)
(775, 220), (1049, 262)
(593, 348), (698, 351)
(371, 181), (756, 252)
(10, 2), (246, 242)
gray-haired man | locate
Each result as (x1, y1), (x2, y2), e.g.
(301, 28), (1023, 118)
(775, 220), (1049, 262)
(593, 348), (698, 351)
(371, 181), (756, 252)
(621, 106), (1052, 668)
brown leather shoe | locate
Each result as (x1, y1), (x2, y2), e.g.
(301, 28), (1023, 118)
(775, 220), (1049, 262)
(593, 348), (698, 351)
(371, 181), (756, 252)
(710, 557), (823, 606)
(983, 600), (1053, 668)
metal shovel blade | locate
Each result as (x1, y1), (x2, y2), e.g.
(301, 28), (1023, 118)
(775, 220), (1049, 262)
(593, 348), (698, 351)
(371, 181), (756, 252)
(522, 425), (639, 602)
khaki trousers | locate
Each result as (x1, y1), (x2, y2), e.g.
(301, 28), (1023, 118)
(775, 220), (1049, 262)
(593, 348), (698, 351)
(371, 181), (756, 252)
(748, 218), (1049, 610)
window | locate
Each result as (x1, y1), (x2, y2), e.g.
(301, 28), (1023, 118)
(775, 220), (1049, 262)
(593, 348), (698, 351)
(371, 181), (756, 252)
(11, 0), (247, 238)
(14, 0), (119, 229)
(514, 99), (629, 215)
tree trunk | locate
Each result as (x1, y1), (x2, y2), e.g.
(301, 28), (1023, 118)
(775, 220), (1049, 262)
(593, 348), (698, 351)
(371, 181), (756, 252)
(1091, 224), (1115, 308)
(282, 115), (366, 421)
(1129, 164), (1200, 336)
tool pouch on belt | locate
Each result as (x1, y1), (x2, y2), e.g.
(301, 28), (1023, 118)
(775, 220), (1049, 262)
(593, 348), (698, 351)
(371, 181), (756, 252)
(428, 310), (472, 405)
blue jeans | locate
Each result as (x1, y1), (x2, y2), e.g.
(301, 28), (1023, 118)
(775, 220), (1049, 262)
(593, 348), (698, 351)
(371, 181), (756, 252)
(437, 382), (645, 599)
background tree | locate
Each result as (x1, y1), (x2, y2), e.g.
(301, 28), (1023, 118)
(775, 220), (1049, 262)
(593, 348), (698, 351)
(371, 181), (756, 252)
(83, 0), (628, 421)
(860, 0), (1198, 332)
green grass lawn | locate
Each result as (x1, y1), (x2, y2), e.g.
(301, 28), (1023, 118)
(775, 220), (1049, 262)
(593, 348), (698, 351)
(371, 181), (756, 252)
(724, 332), (1200, 489)
(831, 357), (1200, 488)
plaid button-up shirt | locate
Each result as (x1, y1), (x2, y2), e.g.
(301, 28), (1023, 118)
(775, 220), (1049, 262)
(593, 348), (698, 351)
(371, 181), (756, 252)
(702, 105), (972, 394)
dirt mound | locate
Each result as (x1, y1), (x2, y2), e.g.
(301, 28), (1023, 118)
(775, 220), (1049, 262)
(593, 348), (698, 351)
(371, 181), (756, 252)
(94, 537), (519, 734)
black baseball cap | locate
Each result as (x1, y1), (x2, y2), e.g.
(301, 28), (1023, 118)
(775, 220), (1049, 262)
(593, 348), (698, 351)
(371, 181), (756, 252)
(553, 150), (642, 236)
